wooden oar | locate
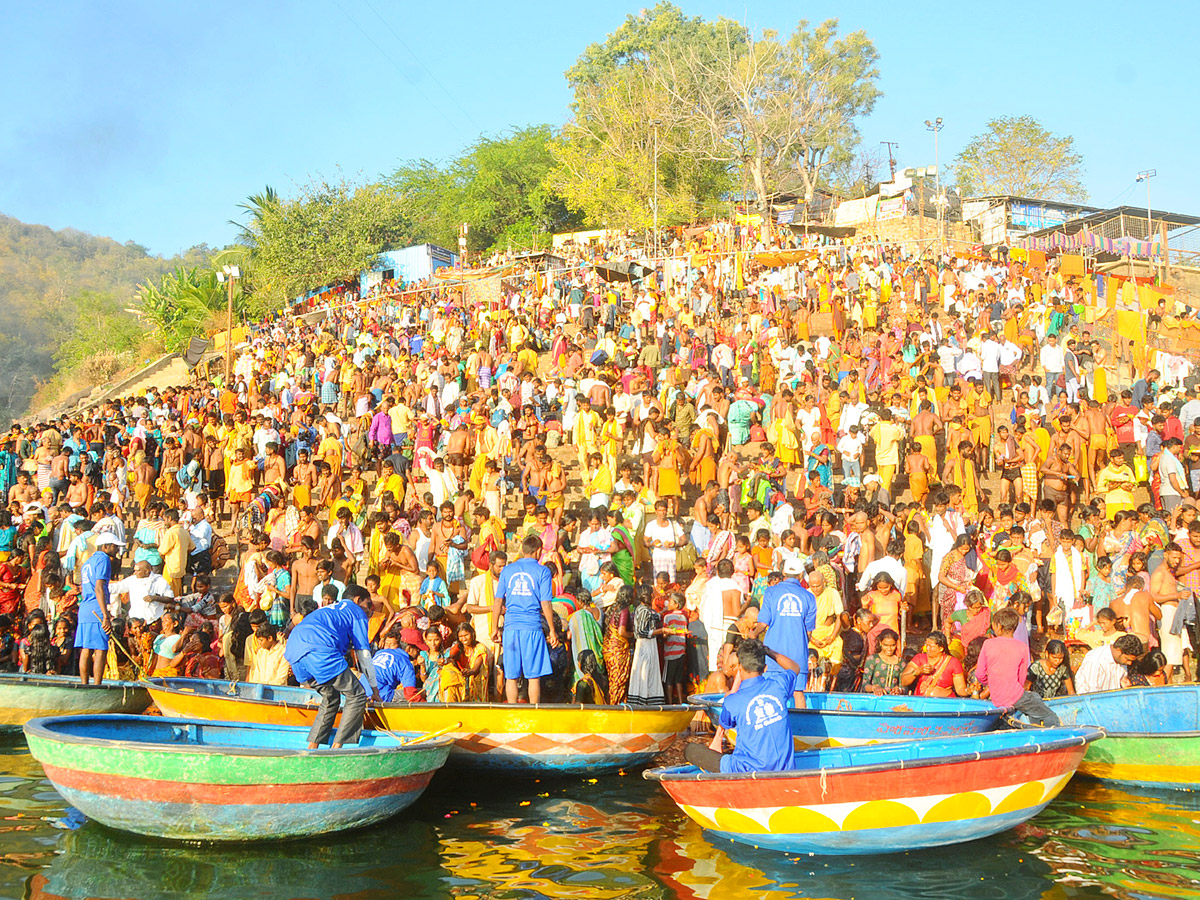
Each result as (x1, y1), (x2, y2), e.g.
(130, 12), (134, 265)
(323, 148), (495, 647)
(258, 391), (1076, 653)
(94, 611), (149, 681)
(399, 721), (462, 746)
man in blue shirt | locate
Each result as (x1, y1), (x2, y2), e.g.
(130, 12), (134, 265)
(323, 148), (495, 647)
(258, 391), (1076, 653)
(755, 558), (817, 706)
(285, 584), (381, 749)
(490, 535), (558, 704)
(685, 639), (801, 773)
(76, 533), (123, 685)
(371, 631), (419, 702)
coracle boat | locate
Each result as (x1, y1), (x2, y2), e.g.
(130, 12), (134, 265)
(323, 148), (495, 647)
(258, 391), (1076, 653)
(1044, 685), (1199, 790)
(24, 714), (450, 841)
(0, 674), (150, 729)
(689, 691), (1008, 749)
(147, 678), (696, 775)
(645, 727), (1102, 855)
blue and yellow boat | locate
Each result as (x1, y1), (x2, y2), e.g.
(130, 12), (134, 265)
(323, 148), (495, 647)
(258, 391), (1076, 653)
(148, 678), (696, 775)
(689, 691), (1007, 749)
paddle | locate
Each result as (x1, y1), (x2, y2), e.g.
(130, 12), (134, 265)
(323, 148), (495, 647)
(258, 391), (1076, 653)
(399, 721), (462, 746)
(93, 611), (149, 682)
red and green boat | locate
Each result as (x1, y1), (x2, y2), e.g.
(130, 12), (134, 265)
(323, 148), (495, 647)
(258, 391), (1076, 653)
(24, 714), (451, 841)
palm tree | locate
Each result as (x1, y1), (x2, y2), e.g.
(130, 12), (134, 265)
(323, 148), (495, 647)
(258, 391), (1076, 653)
(231, 186), (279, 249)
(137, 267), (245, 352)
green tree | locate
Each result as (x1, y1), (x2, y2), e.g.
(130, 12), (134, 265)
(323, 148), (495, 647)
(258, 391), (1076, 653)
(954, 116), (1087, 202)
(391, 125), (581, 254)
(242, 177), (412, 308)
(552, 4), (740, 229)
(137, 266), (246, 353)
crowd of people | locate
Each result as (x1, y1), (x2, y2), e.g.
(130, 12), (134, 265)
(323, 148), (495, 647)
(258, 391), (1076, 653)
(0, 221), (1195, 755)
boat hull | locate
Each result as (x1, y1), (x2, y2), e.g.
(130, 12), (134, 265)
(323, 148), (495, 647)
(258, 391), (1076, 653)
(0, 675), (150, 729)
(689, 691), (1006, 749)
(645, 728), (1100, 855)
(1046, 686), (1200, 790)
(148, 679), (695, 775)
(25, 715), (449, 841)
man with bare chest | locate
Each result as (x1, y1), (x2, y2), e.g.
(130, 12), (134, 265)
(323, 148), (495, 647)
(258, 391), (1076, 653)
(1040, 441), (1079, 525)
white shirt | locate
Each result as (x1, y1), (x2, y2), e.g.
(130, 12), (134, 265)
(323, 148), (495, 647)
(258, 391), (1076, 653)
(980, 340), (1003, 373)
(770, 504), (796, 539)
(857, 555), (908, 593)
(837, 433), (867, 460)
(112, 573), (174, 623)
(840, 403), (868, 433)
(956, 352), (983, 382)
(644, 519), (681, 555)
(1040, 344), (1065, 373)
(1075, 644), (1127, 694)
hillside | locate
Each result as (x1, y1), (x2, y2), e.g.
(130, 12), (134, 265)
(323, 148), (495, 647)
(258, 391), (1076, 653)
(0, 214), (210, 423)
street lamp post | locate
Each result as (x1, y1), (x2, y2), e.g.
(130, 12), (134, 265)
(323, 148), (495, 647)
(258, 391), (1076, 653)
(1136, 169), (1157, 239)
(925, 117), (944, 254)
(216, 264), (240, 386)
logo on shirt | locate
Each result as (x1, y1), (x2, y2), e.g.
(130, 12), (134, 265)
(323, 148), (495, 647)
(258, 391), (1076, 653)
(508, 572), (536, 598)
(750, 694), (785, 731)
(777, 592), (806, 617)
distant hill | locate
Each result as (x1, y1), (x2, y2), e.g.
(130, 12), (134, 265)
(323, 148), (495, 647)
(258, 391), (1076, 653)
(0, 214), (210, 423)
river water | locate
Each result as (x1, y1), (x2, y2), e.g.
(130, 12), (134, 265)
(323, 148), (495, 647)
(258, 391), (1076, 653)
(2, 733), (1197, 900)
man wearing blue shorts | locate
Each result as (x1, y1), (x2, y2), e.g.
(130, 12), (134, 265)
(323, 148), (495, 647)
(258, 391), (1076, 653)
(285, 584), (381, 748)
(755, 558), (817, 707)
(490, 535), (558, 703)
(76, 533), (123, 685)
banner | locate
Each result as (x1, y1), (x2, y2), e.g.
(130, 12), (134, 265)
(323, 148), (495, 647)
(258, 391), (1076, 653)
(876, 197), (906, 221)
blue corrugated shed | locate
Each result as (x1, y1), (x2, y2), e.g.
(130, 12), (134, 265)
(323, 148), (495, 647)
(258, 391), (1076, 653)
(360, 244), (458, 293)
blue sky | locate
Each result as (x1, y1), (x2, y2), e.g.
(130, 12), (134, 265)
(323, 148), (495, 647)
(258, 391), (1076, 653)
(1, 1), (1192, 256)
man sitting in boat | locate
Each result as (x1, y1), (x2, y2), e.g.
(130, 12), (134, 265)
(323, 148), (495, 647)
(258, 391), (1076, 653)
(753, 558), (816, 708)
(285, 584), (382, 749)
(685, 639), (802, 773)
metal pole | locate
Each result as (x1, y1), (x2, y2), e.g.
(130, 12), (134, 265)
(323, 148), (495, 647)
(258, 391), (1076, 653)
(934, 128), (942, 256)
(1146, 179), (1152, 239)
(224, 273), (234, 386)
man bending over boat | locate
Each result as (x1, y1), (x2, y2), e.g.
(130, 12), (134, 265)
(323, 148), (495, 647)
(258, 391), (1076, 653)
(686, 640), (802, 773)
(286, 584), (382, 749)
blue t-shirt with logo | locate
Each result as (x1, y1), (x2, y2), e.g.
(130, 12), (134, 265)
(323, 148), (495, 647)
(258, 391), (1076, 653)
(718, 674), (794, 773)
(495, 557), (551, 632)
(369, 647), (417, 702)
(284, 600), (371, 685)
(758, 578), (817, 675)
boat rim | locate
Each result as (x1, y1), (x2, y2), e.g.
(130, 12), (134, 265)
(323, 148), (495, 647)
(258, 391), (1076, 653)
(0, 674), (147, 691)
(643, 727), (1105, 783)
(147, 678), (694, 714)
(686, 692), (1011, 720)
(23, 714), (454, 758)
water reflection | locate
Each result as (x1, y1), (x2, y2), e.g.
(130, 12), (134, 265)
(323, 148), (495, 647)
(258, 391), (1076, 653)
(0, 733), (1197, 900)
(26, 816), (451, 900)
(1021, 781), (1200, 900)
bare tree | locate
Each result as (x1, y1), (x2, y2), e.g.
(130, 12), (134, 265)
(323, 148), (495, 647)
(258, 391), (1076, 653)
(657, 19), (881, 211)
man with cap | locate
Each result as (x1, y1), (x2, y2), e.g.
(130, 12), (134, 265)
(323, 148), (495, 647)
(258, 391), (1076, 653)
(285, 583), (381, 749)
(754, 557), (817, 706)
(77, 533), (123, 685)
